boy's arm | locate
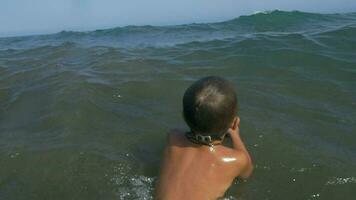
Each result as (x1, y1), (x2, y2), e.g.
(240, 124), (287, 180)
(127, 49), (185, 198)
(228, 118), (253, 179)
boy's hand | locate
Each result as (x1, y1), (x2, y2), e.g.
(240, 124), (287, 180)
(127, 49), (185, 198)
(227, 126), (239, 136)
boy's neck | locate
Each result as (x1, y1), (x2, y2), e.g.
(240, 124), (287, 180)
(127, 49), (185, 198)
(185, 131), (226, 146)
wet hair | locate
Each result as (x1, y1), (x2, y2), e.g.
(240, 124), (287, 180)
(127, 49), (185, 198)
(183, 76), (238, 136)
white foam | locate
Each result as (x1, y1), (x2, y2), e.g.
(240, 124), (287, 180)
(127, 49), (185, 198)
(326, 177), (356, 185)
(311, 193), (320, 198)
(290, 167), (310, 173)
(220, 196), (238, 200)
(110, 164), (155, 199)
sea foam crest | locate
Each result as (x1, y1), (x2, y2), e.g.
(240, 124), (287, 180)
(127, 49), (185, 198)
(326, 177), (356, 185)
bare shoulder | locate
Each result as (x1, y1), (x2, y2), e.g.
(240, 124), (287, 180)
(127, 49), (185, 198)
(231, 150), (253, 179)
(231, 150), (249, 165)
(219, 148), (253, 179)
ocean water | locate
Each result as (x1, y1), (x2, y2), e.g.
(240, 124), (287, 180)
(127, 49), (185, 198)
(0, 10), (355, 199)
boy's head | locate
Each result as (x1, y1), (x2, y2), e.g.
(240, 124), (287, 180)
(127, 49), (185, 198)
(183, 76), (238, 137)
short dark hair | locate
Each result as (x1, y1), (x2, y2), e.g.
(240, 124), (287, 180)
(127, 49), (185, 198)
(183, 76), (238, 136)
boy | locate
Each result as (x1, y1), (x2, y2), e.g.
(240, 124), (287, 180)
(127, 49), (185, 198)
(155, 76), (253, 200)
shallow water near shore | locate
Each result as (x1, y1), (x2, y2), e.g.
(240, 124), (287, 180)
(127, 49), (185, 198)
(0, 10), (356, 199)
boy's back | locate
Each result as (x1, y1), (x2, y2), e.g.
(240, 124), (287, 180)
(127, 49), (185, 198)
(156, 127), (252, 199)
(155, 77), (253, 199)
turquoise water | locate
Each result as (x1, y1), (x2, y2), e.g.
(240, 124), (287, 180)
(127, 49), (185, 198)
(0, 10), (355, 199)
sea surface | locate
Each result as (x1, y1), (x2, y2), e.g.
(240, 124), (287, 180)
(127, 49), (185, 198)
(0, 10), (355, 199)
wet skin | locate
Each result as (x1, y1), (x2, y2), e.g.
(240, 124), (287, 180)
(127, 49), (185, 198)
(155, 117), (253, 200)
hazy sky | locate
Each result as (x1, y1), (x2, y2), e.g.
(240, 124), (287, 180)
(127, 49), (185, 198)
(1, 0), (356, 37)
